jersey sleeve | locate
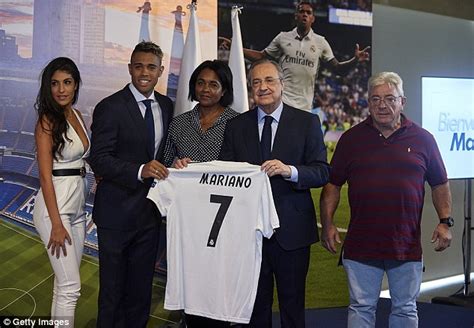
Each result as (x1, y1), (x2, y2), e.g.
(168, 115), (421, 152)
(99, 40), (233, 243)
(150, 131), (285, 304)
(257, 174), (280, 238)
(320, 37), (335, 62)
(264, 33), (283, 60)
(147, 177), (175, 216)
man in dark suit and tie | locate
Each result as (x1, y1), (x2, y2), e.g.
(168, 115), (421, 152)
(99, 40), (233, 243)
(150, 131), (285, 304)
(89, 41), (173, 327)
(220, 59), (329, 327)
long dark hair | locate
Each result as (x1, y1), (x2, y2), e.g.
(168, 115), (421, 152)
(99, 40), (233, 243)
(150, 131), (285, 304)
(34, 57), (81, 159)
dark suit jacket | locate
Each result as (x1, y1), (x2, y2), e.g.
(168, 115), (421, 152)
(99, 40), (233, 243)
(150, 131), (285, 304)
(89, 85), (173, 230)
(219, 104), (329, 250)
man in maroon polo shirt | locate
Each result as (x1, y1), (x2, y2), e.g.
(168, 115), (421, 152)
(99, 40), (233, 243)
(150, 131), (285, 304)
(320, 72), (453, 328)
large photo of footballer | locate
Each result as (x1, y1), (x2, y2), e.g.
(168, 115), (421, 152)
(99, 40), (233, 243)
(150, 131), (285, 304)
(218, 0), (372, 146)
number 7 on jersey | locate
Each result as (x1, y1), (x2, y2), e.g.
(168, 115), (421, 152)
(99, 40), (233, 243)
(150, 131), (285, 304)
(207, 194), (233, 247)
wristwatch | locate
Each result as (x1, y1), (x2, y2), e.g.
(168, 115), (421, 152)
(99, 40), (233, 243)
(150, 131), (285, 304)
(439, 217), (454, 227)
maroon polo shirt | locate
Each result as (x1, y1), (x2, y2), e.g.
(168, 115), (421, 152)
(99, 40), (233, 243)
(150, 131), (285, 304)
(329, 114), (448, 261)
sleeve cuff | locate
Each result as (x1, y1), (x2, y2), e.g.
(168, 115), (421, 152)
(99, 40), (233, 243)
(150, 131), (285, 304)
(284, 165), (298, 183)
(138, 164), (145, 182)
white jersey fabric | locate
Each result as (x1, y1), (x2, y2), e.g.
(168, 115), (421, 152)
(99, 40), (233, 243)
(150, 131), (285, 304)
(147, 161), (280, 323)
(265, 28), (335, 111)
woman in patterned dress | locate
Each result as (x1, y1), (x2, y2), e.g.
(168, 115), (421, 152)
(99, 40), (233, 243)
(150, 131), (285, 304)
(162, 60), (240, 328)
(162, 60), (239, 168)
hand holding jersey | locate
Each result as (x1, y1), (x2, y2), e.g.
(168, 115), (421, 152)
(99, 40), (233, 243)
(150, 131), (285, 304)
(147, 161), (279, 323)
(261, 159), (292, 178)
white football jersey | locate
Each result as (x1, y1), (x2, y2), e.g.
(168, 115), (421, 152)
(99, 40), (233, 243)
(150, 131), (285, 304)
(265, 28), (335, 111)
(147, 161), (280, 323)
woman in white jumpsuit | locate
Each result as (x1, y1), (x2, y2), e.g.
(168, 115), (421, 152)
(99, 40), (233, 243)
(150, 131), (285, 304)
(33, 57), (89, 327)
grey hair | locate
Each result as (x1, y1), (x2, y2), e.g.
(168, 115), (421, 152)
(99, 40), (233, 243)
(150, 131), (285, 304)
(248, 58), (284, 85)
(368, 72), (404, 97)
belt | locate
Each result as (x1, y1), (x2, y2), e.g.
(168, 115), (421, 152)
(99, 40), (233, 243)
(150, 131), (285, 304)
(52, 167), (86, 178)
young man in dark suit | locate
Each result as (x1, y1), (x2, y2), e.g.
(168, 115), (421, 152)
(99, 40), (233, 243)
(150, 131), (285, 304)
(220, 59), (329, 327)
(89, 41), (173, 327)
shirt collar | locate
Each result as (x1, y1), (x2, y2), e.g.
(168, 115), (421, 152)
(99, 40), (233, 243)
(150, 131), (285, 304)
(292, 27), (314, 41)
(128, 83), (157, 104)
(257, 102), (283, 123)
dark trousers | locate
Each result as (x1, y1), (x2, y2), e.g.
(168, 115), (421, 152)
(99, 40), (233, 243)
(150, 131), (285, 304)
(249, 237), (310, 328)
(96, 221), (160, 328)
(185, 314), (232, 328)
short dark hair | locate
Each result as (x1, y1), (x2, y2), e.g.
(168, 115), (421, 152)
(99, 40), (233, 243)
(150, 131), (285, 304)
(297, 1), (314, 12)
(131, 41), (163, 62)
(188, 60), (234, 107)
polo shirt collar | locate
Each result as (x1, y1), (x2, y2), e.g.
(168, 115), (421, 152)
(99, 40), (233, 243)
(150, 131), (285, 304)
(291, 27), (314, 41)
